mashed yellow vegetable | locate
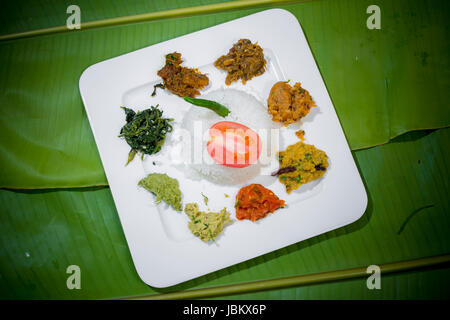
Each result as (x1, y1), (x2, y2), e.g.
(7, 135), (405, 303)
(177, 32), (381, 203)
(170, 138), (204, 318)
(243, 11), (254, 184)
(277, 142), (329, 193)
(185, 203), (232, 242)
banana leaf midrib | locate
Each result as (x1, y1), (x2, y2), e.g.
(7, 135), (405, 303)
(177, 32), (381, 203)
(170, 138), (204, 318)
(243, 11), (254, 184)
(0, 0), (305, 41)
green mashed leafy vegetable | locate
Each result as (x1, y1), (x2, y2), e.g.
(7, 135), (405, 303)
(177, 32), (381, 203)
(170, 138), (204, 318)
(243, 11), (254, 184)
(138, 173), (182, 212)
(184, 203), (232, 242)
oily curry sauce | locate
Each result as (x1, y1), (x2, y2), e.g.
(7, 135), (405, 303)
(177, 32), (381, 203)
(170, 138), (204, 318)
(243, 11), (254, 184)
(235, 184), (285, 221)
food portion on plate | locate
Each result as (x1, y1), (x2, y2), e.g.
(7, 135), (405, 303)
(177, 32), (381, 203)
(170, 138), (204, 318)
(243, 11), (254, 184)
(235, 184), (285, 221)
(119, 106), (173, 165)
(179, 88), (279, 186)
(207, 120), (262, 169)
(157, 52), (209, 97)
(185, 203), (232, 242)
(273, 142), (329, 193)
(295, 129), (306, 141)
(268, 81), (316, 126)
(214, 39), (266, 85)
(139, 173), (182, 211)
(118, 39), (329, 243)
(183, 96), (230, 117)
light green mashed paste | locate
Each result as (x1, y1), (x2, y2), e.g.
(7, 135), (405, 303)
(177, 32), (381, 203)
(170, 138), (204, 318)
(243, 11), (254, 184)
(138, 173), (182, 212)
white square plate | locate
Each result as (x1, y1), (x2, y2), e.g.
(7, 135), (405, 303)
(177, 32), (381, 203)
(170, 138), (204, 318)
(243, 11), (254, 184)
(79, 9), (367, 288)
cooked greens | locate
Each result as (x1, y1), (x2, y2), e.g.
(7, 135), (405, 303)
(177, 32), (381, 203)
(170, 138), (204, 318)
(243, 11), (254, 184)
(119, 105), (173, 165)
(151, 83), (165, 97)
(201, 192), (209, 206)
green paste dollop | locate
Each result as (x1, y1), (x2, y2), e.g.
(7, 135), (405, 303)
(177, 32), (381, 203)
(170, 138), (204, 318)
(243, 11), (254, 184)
(138, 173), (182, 212)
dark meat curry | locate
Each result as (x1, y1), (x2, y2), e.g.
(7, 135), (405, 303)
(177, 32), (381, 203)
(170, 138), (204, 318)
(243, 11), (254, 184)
(157, 52), (209, 97)
(214, 39), (266, 85)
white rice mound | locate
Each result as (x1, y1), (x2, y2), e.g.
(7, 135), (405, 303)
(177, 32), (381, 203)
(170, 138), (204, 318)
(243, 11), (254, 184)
(174, 88), (280, 185)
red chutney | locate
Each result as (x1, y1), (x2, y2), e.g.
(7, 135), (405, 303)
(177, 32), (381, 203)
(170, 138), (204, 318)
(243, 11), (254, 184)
(235, 184), (285, 221)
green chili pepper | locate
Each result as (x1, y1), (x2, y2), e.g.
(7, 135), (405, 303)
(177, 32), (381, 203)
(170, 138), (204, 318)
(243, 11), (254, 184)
(183, 97), (230, 117)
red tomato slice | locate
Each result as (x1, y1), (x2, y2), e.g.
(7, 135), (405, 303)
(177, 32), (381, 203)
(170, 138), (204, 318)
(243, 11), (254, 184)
(207, 121), (261, 168)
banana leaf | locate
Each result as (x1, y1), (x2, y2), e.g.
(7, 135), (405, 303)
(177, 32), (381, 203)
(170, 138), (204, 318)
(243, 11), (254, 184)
(0, 0), (449, 189)
(1, 128), (448, 299)
(0, 0), (234, 36)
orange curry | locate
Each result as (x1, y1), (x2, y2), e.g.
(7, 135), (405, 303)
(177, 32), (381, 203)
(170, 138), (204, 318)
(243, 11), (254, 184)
(235, 184), (285, 221)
